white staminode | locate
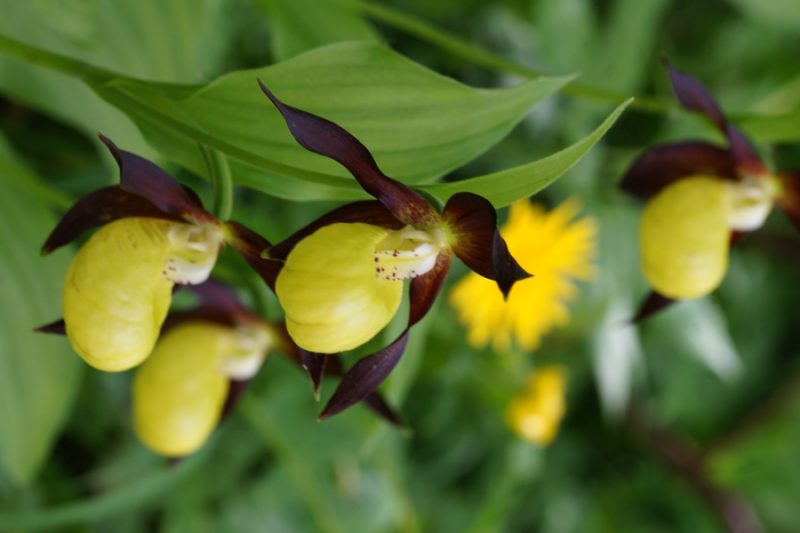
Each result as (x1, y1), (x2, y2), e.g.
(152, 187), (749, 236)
(727, 177), (777, 231)
(374, 226), (447, 281)
(165, 222), (225, 285)
(219, 323), (272, 380)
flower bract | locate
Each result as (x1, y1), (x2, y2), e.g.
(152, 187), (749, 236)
(450, 199), (596, 352)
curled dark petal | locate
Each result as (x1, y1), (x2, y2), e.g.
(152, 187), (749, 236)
(409, 253), (451, 327)
(258, 80), (438, 227)
(319, 329), (410, 420)
(35, 318), (66, 335)
(620, 142), (737, 198)
(189, 279), (251, 320)
(161, 308), (238, 334)
(299, 349), (330, 398)
(41, 186), (182, 255)
(98, 134), (211, 221)
(362, 393), (406, 429)
(632, 291), (676, 324)
(224, 221), (282, 291)
(725, 124), (767, 177)
(269, 200), (404, 261)
(442, 192), (531, 298)
(664, 59), (727, 131)
(777, 171), (800, 232)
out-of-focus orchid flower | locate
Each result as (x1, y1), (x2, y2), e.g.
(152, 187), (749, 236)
(38, 136), (279, 371)
(256, 81), (530, 419)
(621, 61), (799, 321)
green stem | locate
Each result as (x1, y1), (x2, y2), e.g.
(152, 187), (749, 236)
(239, 395), (345, 533)
(199, 144), (234, 220)
(347, 0), (671, 113)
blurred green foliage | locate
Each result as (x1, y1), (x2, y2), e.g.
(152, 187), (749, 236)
(0, 0), (799, 531)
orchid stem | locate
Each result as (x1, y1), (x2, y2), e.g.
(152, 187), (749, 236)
(199, 144), (234, 220)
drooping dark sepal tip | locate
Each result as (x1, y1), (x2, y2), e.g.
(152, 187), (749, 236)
(363, 393), (408, 430)
(97, 132), (208, 221)
(631, 291), (675, 324)
(257, 79), (438, 227)
(662, 60), (726, 130)
(318, 330), (411, 421)
(493, 232), (532, 300)
(35, 318), (66, 335)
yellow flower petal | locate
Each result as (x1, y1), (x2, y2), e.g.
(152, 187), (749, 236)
(506, 365), (567, 446)
(450, 199), (597, 353)
(133, 322), (232, 457)
(276, 223), (403, 353)
(63, 218), (175, 371)
(639, 176), (730, 299)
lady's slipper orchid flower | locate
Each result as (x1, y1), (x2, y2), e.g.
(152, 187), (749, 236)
(621, 61), (800, 320)
(39, 136), (278, 372)
(133, 281), (275, 457)
(256, 81), (530, 419)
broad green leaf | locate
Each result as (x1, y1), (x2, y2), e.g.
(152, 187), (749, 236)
(260, 0), (381, 61)
(728, 0), (800, 32)
(0, 0), (231, 158)
(739, 108), (800, 142)
(93, 42), (572, 200)
(421, 99), (631, 206)
(0, 136), (82, 485)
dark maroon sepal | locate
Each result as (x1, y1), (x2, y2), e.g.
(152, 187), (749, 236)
(98, 134), (210, 222)
(443, 192), (531, 298)
(190, 279), (251, 320)
(269, 201), (404, 261)
(409, 253), (451, 326)
(724, 124), (767, 177)
(362, 393), (406, 429)
(299, 350), (330, 398)
(664, 59), (726, 130)
(224, 221), (282, 290)
(319, 329), (410, 420)
(35, 318), (66, 335)
(41, 186), (182, 254)
(632, 291), (675, 323)
(620, 142), (736, 198)
(257, 80), (438, 227)
(777, 171), (800, 232)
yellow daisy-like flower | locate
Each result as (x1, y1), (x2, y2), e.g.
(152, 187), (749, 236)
(506, 365), (568, 446)
(449, 199), (597, 353)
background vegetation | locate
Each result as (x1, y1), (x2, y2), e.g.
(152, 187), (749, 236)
(1, 0), (799, 531)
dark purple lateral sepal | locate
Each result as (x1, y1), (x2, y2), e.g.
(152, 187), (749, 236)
(632, 292), (676, 324)
(777, 171), (800, 232)
(319, 329), (410, 420)
(98, 134), (210, 221)
(443, 192), (531, 298)
(409, 253), (451, 326)
(35, 318), (66, 335)
(362, 393), (406, 428)
(620, 142), (736, 199)
(269, 200), (404, 261)
(257, 80), (438, 227)
(724, 124), (767, 177)
(664, 59), (726, 130)
(224, 221), (282, 291)
(189, 279), (251, 320)
(41, 186), (182, 255)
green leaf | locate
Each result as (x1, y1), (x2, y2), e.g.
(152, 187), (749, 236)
(421, 99), (632, 206)
(260, 0), (381, 61)
(739, 108), (800, 142)
(0, 136), (83, 485)
(91, 42), (571, 201)
(0, 0), (231, 158)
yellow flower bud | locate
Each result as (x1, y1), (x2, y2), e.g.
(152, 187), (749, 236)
(63, 217), (224, 371)
(276, 223), (404, 353)
(133, 322), (233, 457)
(63, 218), (175, 371)
(639, 176), (730, 299)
